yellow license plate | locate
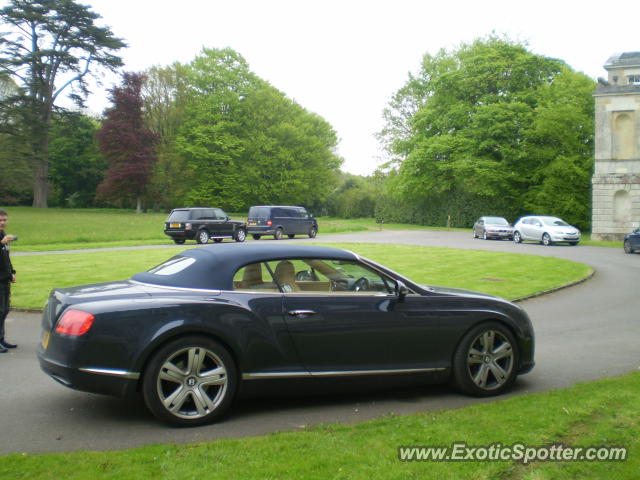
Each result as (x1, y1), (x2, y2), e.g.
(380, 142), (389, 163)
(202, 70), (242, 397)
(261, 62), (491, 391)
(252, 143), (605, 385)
(248, 221), (256, 226)
(41, 331), (50, 350)
(170, 223), (180, 228)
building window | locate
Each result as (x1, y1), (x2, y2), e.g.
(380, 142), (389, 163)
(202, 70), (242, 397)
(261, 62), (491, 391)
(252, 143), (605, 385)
(628, 75), (640, 85)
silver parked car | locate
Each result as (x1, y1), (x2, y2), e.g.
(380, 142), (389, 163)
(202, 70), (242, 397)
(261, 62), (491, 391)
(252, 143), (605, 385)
(473, 216), (514, 240)
(513, 216), (580, 246)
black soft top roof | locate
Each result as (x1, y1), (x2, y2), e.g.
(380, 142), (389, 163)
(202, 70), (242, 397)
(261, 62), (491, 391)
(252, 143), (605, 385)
(131, 244), (358, 291)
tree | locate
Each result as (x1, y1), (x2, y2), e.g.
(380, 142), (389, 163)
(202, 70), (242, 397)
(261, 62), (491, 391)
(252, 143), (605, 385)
(48, 111), (105, 207)
(380, 36), (595, 227)
(0, 0), (125, 207)
(96, 72), (158, 212)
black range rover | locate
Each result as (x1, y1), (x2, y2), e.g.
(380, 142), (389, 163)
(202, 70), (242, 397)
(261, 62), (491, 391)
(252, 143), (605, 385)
(247, 205), (318, 240)
(164, 207), (247, 244)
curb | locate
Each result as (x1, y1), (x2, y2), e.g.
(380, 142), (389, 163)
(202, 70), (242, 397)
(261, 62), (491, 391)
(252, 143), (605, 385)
(512, 268), (595, 303)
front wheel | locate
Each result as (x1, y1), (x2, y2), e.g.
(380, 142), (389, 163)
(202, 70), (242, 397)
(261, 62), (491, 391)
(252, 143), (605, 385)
(513, 231), (522, 243)
(235, 228), (246, 243)
(308, 226), (317, 238)
(542, 233), (552, 246)
(196, 230), (210, 244)
(252, 234), (261, 240)
(142, 336), (237, 426)
(173, 239), (185, 245)
(624, 240), (634, 254)
(452, 322), (518, 396)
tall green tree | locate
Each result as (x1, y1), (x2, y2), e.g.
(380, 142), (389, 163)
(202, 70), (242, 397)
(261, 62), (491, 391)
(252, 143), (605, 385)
(380, 36), (595, 228)
(48, 111), (105, 207)
(0, 0), (125, 207)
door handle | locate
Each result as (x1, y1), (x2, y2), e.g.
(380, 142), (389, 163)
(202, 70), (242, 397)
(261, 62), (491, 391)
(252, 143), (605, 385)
(288, 309), (317, 318)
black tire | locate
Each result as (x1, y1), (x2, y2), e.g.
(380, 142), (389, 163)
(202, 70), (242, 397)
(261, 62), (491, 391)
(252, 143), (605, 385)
(173, 239), (185, 245)
(513, 231), (522, 243)
(308, 226), (317, 239)
(482, 230), (488, 240)
(473, 230), (478, 239)
(542, 233), (552, 246)
(569, 241), (579, 246)
(142, 336), (237, 427)
(196, 229), (210, 244)
(252, 234), (261, 240)
(274, 228), (284, 240)
(452, 322), (519, 396)
(234, 228), (246, 243)
(213, 238), (223, 243)
(624, 240), (634, 254)
(288, 234), (295, 239)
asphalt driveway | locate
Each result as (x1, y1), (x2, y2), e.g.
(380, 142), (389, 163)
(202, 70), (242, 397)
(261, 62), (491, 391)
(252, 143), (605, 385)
(1, 231), (638, 454)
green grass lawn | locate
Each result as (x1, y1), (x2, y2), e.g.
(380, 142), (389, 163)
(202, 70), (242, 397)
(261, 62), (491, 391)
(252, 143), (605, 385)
(11, 242), (591, 310)
(1, 371), (637, 479)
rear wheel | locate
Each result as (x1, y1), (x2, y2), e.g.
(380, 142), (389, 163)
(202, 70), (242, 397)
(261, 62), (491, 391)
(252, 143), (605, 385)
(452, 322), (518, 396)
(213, 238), (223, 243)
(173, 239), (185, 245)
(235, 228), (246, 243)
(252, 234), (261, 240)
(142, 336), (237, 426)
(288, 234), (295, 239)
(542, 233), (552, 246)
(274, 228), (284, 240)
(196, 230), (210, 244)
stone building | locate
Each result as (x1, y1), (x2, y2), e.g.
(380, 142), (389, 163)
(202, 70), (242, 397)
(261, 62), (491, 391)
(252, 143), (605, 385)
(592, 52), (640, 241)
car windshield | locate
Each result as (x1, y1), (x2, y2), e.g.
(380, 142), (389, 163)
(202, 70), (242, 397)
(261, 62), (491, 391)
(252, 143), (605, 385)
(542, 218), (569, 227)
(167, 210), (190, 222)
(485, 217), (509, 225)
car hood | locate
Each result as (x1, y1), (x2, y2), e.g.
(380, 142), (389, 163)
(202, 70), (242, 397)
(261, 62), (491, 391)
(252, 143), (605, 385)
(545, 225), (579, 234)
(421, 284), (500, 300)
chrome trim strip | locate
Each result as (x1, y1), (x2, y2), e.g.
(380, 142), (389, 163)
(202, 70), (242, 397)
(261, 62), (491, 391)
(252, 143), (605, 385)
(130, 280), (223, 294)
(78, 367), (140, 380)
(243, 367), (446, 380)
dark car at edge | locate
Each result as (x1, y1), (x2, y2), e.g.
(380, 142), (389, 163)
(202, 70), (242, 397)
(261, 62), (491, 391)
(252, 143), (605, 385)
(623, 228), (640, 254)
(37, 244), (535, 426)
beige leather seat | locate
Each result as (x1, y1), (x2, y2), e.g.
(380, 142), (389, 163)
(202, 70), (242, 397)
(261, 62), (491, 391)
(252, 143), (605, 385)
(239, 263), (263, 289)
(274, 260), (300, 292)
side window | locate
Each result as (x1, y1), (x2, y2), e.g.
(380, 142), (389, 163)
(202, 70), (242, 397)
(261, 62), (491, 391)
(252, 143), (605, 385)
(232, 263), (279, 292)
(266, 258), (396, 295)
(213, 209), (226, 220)
(272, 208), (284, 218)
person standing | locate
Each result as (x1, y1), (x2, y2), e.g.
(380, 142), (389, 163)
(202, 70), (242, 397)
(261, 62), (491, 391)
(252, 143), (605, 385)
(0, 209), (17, 353)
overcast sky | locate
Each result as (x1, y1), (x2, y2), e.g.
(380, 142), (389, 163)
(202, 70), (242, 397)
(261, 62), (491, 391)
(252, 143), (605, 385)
(79, 0), (639, 175)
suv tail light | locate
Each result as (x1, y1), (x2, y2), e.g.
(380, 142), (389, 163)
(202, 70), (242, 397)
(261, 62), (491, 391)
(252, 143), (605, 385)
(55, 309), (95, 336)
(267, 220), (272, 226)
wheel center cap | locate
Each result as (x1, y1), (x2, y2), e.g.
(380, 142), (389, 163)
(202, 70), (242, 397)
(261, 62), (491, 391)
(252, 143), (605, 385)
(186, 376), (197, 387)
(484, 355), (492, 364)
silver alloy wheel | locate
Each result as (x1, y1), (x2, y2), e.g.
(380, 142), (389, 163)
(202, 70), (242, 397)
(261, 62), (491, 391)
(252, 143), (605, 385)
(197, 230), (209, 244)
(274, 228), (283, 240)
(466, 329), (514, 391)
(235, 229), (246, 242)
(542, 233), (551, 246)
(156, 346), (228, 420)
(624, 240), (633, 254)
(513, 231), (522, 243)
(483, 230), (488, 240)
(309, 227), (317, 238)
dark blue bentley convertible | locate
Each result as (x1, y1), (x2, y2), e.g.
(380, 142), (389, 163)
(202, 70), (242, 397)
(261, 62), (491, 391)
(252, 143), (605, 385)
(38, 244), (535, 426)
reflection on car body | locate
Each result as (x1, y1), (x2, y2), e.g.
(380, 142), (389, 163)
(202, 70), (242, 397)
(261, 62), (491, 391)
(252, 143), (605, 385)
(37, 244), (535, 426)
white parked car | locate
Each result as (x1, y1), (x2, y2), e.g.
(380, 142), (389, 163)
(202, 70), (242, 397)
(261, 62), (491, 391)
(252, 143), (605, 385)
(513, 216), (580, 246)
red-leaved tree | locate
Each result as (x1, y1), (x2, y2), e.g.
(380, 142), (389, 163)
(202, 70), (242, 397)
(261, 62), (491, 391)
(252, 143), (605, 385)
(96, 72), (158, 212)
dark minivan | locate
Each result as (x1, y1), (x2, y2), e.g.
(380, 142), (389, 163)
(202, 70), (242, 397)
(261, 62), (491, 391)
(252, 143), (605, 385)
(246, 205), (317, 240)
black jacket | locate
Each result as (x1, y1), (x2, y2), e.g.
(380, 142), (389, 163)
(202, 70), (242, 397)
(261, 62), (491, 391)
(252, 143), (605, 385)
(0, 232), (15, 283)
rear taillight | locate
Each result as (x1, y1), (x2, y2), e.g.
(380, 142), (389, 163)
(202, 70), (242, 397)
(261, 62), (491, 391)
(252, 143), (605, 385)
(55, 309), (95, 336)
(267, 220), (272, 226)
